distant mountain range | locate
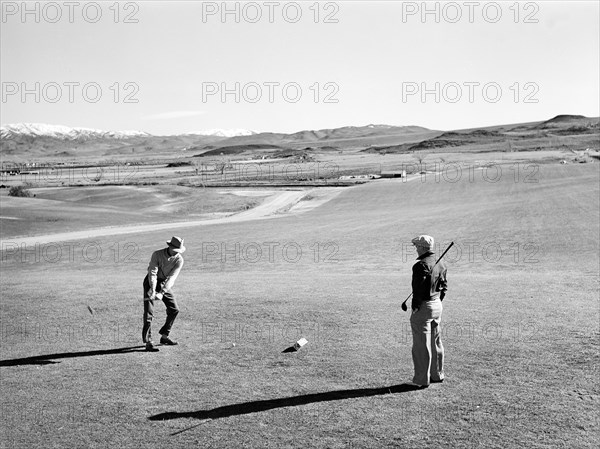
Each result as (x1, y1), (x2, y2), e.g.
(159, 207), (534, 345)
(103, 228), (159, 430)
(0, 123), (258, 140)
(182, 129), (258, 137)
(1, 116), (596, 161)
(0, 123), (427, 141)
(0, 122), (438, 160)
(0, 123), (152, 140)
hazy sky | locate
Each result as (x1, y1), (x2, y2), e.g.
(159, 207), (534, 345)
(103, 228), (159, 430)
(1, 1), (598, 134)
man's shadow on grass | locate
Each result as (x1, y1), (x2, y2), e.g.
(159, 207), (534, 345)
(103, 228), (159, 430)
(149, 383), (423, 427)
(0, 346), (146, 366)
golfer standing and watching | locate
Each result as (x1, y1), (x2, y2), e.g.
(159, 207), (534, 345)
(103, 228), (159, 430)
(143, 236), (185, 352)
(410, 235), (447, 387)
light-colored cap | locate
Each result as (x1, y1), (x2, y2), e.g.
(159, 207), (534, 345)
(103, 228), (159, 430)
(411, 235), (434, 250)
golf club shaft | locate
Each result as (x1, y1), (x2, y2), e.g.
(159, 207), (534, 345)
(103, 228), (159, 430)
(402, 241), (455, 307)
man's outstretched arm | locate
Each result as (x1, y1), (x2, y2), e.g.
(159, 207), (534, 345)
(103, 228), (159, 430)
(148, 251), (160, 294)
(162, 258), (184, 293)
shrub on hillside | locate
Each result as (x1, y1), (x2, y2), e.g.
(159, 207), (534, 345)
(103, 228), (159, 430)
(8, 185), (32, 198)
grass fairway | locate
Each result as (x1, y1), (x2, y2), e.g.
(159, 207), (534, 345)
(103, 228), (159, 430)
(0, 185), (263, 239)
(0, 163), (598, 448)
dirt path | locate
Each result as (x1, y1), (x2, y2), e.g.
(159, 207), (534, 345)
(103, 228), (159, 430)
(0, 188), (341, 246)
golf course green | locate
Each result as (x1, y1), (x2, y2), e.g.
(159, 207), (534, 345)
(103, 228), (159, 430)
(0, 162), (598, 448)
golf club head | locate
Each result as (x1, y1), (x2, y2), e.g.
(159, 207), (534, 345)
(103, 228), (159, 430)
(401, 302), (407, 312)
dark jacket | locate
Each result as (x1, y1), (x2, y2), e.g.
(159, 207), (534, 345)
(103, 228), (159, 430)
(412, 251), (448, 309)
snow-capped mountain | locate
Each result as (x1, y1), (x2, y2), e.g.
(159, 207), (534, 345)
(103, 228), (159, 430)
(366, 124), (397, 129)
(0, 123), (151, 140)
(185, 128), (258, 137)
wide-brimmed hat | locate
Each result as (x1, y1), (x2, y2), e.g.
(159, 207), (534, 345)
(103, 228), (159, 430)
(166, 236), (186, 253)
(411, 235), (434, 250)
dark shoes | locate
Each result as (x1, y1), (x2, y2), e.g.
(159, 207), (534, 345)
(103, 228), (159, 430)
(160, 336), (178, 346)
(410, 379), (443, 387)
(145, 336), (178, 350)
(145, 342), (159, 352)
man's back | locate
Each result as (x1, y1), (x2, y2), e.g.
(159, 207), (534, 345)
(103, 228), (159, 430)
(412, 252), (448, 304)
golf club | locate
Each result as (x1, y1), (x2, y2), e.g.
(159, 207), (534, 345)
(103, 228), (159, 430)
(401, 241), (455, 312)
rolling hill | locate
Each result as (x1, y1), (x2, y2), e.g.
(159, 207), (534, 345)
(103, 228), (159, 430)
(1, 116), (598, 162)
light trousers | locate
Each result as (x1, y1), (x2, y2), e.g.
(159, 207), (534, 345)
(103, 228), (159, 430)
(410, 299), (444, 386)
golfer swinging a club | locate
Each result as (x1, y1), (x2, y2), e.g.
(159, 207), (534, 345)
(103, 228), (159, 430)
(142, 236), (185, 352)
(409, 235), (448, 387)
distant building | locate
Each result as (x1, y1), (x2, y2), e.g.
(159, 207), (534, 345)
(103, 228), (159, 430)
(380, 170), (407, 178)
